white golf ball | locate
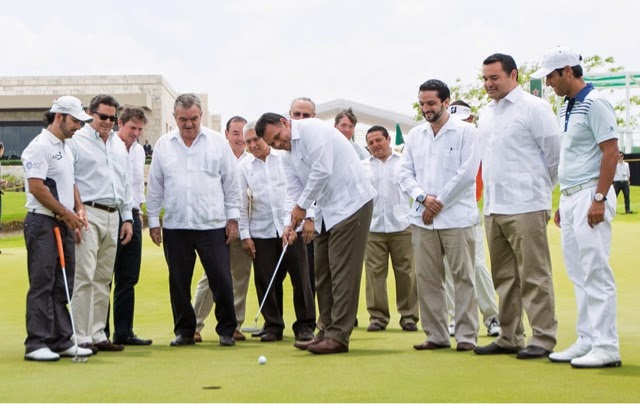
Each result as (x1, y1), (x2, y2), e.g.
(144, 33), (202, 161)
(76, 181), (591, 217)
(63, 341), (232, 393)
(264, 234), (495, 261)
(258, 355), (267, 365)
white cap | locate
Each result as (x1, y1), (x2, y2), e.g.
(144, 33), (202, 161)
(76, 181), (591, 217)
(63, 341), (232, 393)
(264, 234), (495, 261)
(50, 96), (93, 122)
(448, 104), (471, 121)
(531, 46), (582, 79)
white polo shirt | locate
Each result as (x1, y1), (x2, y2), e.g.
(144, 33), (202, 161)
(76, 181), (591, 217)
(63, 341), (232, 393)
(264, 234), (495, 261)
(22, 129), (75, 212)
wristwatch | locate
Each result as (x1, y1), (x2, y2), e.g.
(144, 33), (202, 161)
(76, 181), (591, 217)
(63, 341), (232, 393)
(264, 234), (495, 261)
(594, 193), (607, 202)
(124, 219), (134, 224)
(416, 194), (426, 204)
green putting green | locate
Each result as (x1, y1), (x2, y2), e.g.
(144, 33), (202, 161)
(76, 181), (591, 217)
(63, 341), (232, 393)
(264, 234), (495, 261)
(0, 191), (638, 402)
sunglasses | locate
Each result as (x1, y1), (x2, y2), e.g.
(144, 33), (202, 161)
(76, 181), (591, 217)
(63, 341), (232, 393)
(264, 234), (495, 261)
(92, 111), (118, 122)
(291, 112), (312, 118)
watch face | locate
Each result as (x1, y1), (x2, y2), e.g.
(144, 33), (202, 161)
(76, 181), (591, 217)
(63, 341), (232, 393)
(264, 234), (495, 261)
(595, 193), (604, 202)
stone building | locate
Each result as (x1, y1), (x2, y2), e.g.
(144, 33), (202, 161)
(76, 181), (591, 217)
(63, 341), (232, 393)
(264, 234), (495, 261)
(0, 75), (220, 158)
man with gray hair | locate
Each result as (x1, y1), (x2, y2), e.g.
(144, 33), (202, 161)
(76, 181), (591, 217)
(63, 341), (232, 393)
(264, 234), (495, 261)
(147, 93), (241, 347)
(289, 97), (316, 120)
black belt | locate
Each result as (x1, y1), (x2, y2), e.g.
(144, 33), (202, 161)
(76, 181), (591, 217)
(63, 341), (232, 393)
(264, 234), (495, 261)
(84, 201), (118, 213)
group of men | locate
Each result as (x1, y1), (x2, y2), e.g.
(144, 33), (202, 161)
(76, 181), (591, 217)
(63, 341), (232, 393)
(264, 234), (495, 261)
(22, 95), (151, 361)
(21, 45), (622, 368)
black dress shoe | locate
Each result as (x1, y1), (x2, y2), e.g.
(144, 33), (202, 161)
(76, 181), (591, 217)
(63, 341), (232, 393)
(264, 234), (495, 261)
(474, 342), (519, 355)
(170, 335), (195, 346)
(367, 322), (386, 332)
(219, 335), (235, 346)
(517, 345), (551, 359)
(413, 341), (450, 350)
(260, 332), (283, 342)
(251, 328), (266, 338)
(296, 331), (314, 342)
(115, 336), (153, 346)
(402, 323), (418, 332)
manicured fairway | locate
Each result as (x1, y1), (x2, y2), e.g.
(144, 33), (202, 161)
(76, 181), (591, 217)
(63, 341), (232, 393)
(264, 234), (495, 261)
(0, 198), (639, 402)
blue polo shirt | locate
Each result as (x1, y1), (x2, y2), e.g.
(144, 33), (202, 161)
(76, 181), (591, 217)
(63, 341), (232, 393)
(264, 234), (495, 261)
(558, 83), (618, 190)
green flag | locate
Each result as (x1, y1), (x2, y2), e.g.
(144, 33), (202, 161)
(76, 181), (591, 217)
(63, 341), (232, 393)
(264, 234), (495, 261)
(530, 78), (543, 98)
(395, 122), (404, 146)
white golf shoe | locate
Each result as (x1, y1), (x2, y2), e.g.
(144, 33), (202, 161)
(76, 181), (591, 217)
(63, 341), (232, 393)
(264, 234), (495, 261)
(487, 318), (500, 337)
(549, 341), (591, 363)
(24, 347), (60, 362)
(59, 346), (93, 357)
(570, 347), (622, 368)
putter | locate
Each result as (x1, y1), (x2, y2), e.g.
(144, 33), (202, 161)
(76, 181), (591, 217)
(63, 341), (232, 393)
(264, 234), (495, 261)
(241, 243), (288, 333)
(53, 227), (87, 363)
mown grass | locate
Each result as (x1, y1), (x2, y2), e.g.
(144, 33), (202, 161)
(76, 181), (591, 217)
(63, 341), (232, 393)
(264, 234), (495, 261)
(0, 189), (638, 402)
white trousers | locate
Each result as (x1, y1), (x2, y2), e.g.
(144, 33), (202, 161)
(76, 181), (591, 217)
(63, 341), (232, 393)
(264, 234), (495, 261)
(71, 206), (119, 344)
(560, 186), (619, 353)
(445, 221), (498, 327)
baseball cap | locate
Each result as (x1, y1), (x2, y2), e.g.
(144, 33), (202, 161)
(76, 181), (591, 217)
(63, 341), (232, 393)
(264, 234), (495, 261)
(447, 104), (471, 121)
(50, 96), (93, 122)
(531, 46), (582, 79)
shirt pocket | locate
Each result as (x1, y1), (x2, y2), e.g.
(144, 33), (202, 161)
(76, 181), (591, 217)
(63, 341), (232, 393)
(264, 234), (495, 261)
(443, 149), (460, 171)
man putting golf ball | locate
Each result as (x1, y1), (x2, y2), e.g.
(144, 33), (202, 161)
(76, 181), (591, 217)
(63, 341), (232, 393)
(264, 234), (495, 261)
(259, 355), (267, 365)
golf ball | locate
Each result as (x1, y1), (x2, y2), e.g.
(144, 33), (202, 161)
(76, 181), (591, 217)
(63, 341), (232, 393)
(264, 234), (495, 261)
(258, 355), (267, 365)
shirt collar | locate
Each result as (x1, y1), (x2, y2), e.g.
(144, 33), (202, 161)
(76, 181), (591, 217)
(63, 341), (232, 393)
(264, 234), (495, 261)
(566, 83), (594, 103)
(488, 85), (523, 108)
(43, 128), (62, 145)
(291, 119), (301, 141)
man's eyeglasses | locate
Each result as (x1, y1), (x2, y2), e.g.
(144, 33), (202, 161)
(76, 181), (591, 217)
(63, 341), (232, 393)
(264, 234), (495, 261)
(291, 112), (312, 118)
(92, 111), (117, 122)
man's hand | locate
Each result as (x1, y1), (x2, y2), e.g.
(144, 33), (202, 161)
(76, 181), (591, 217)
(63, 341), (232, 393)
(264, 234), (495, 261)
(120, 221), (133, 245)
(282, 225), (297, 246)
(150, 227), (162, 246)
(587, 201), (605, 228)
(242, 238), (256, 259)
(290, 205), (306, 231)
(226, 219), (239, 245)
(421, 208), (436, 225)
(302, 219), (315, 244)
(554, 209), (561, 228)
(423, 195), (443, 215)
(60, 209), (85, 232)
(76, 208), (89, 231)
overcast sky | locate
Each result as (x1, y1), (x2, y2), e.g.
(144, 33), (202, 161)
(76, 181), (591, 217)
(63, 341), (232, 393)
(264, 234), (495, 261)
(2, 0), (638, 126)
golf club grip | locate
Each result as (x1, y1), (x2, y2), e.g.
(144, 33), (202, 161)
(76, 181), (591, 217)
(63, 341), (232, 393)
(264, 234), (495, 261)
(53, 227), (66, 268)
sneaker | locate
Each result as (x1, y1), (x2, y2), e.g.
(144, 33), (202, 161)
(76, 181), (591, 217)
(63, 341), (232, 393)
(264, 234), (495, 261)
(487, 318), (500, 337)
(58, 346), (93, 357)
(549, 341), (591, 363)
(448, 320), (455, 337)
(24, 347), (60, 362)
(571, 347), (622, 368)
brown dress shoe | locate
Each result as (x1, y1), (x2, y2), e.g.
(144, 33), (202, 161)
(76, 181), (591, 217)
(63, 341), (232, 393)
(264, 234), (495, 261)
(94, 340), (125, 352)
(233, 330), (246, 341)
(413, 341), (451, 350)
(194, 332), (202, 343)
(294, 337), (323, 351)
(457, 342), (476, 351)
(307, 338), (349, 355)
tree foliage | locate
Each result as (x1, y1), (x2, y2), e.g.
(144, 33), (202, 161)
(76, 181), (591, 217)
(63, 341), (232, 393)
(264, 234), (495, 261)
(412, 55), (640, 131)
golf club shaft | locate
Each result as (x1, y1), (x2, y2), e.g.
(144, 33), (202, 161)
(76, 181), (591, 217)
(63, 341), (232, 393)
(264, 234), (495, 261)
(253, 243), (288, 323)
(53, 227), (81, 357)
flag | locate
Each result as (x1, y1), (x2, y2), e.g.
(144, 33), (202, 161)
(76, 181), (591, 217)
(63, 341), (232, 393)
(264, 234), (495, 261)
(395, 122), (404, 146)
(530, 78), (542, 98)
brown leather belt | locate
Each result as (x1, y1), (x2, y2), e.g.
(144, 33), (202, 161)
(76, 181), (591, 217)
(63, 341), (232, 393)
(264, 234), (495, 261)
(84, 201), (118, 213)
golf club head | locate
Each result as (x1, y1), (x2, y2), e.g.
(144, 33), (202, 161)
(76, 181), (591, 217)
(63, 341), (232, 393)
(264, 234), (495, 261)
(240, 326), (261, 333)
(72, 356), (88, 363)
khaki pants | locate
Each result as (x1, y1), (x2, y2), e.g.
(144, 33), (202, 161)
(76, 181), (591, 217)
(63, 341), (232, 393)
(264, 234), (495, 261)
(365, 229), (418, 328)
(412, 225), (478, 345)
(193, 238), (252, 333)
(484, 211), (557, 351)
(314, 201), (373, 346)
(71, 205), (119, 344)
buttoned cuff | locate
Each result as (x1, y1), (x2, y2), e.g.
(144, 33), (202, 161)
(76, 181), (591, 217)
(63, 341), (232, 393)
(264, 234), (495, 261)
(240, 230), (251, 240)
(148, 216), (161, 228)
(297, 197), (314, 211)
(227, 208), (240, 222)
